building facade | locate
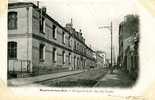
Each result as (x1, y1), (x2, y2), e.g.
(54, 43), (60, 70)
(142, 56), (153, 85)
(8, 2), (96, 77)
(118, 15), (139, 80)
(95, 51), (106, 68)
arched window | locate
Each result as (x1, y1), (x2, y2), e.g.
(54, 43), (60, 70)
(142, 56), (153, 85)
(8, 42), (17, 59)
(8, 12), (17, 30)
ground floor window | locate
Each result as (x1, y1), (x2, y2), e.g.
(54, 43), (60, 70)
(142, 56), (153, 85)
(62, 51), (65, 64)
(39, 44), (45, 61)
(68, 53), (71, 64)
(53, 48), (57, 63)
(8, 41), (17, 59)
(77, 57), (79, 67)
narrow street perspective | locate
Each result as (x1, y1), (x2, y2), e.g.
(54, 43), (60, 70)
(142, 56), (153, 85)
(8, 0), (139, 88)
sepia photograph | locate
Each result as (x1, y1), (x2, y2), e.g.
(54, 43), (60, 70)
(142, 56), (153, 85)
(7, 0), (140, 88)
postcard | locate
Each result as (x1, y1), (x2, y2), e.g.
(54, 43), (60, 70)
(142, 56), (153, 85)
(0, 0), (155, 99)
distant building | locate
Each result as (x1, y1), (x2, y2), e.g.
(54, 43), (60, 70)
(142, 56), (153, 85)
(95, 51), (106, 68)
(8, 2), (96, 77)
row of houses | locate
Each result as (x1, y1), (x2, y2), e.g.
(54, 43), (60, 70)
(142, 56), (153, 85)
(95, 51), (106, 68)
(8, 2), (96, 77)
(117, 14), (139, 80)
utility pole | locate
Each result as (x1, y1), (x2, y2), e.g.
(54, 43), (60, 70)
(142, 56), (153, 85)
(110, 22), (113, 73)
(98, 21), (113, 73)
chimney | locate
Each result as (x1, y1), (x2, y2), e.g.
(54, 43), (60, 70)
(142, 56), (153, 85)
(42, 7), (46, 13)
(71, 18), (73, 27)
(79, 29), (82, 37)
(37, 1), (39, 8)
(79, 29), (82, 33)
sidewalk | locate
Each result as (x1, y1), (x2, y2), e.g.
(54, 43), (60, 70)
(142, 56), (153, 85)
(8, 70), (84, 86)
(94, 70), (135, 88)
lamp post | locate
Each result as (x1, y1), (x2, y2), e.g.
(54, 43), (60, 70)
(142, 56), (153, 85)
(99, 21), (113, 73)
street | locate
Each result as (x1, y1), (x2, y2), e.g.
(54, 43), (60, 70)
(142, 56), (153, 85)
(9, 67), (135, 87)
(37, 69), (134, 88)
(8, 68), (108, 87)
(37, 68), (108, 87)
(8, 67), (136, 87)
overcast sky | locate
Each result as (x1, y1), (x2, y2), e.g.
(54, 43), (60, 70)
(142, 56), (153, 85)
(9, 0), (138, 59)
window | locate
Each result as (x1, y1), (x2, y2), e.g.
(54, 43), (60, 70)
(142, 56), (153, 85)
(62, 31), (65, 44)
(39, 44), (45, 61)
(8, 42), (17, 59)
(53, 25), (56, 39)
(62, 51), (65, 64)
(84, 48), (86, 54)
(8, 12), (17, 30)
(77, 43), (79, 50)
(79, 44), (82, 52)
(53, 48), (57, 63)
(68, 36), (71, 47)
(40, 15), (45, 33)
(68, 53), (71, 64)
(74, 41), (76, 50)
(82, 47), (84, 53)
(43, 19), (46, 33)
(77, 57), (79, 67)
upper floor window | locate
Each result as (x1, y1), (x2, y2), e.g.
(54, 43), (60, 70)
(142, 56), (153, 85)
(39, 44), (45, 61)
(8, 42), (17, 59)
(84, 48), (86, 54)
(53, 25), (57, 39)
(83, 47), (85, 54)
(8, 12), (17, 30)
(68, 36), (71, 47)
(40, 16), (45, 33)
(74, 41), (76, 50)
(62, 31), (65, 44)
(77, 43), (79, 50)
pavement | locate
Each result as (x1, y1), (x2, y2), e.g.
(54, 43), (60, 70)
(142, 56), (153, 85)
(8, 70), (84, 86)
(94, 70), (135, 88)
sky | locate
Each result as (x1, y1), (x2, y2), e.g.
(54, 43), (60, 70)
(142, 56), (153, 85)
(9, 0), (138, 60)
